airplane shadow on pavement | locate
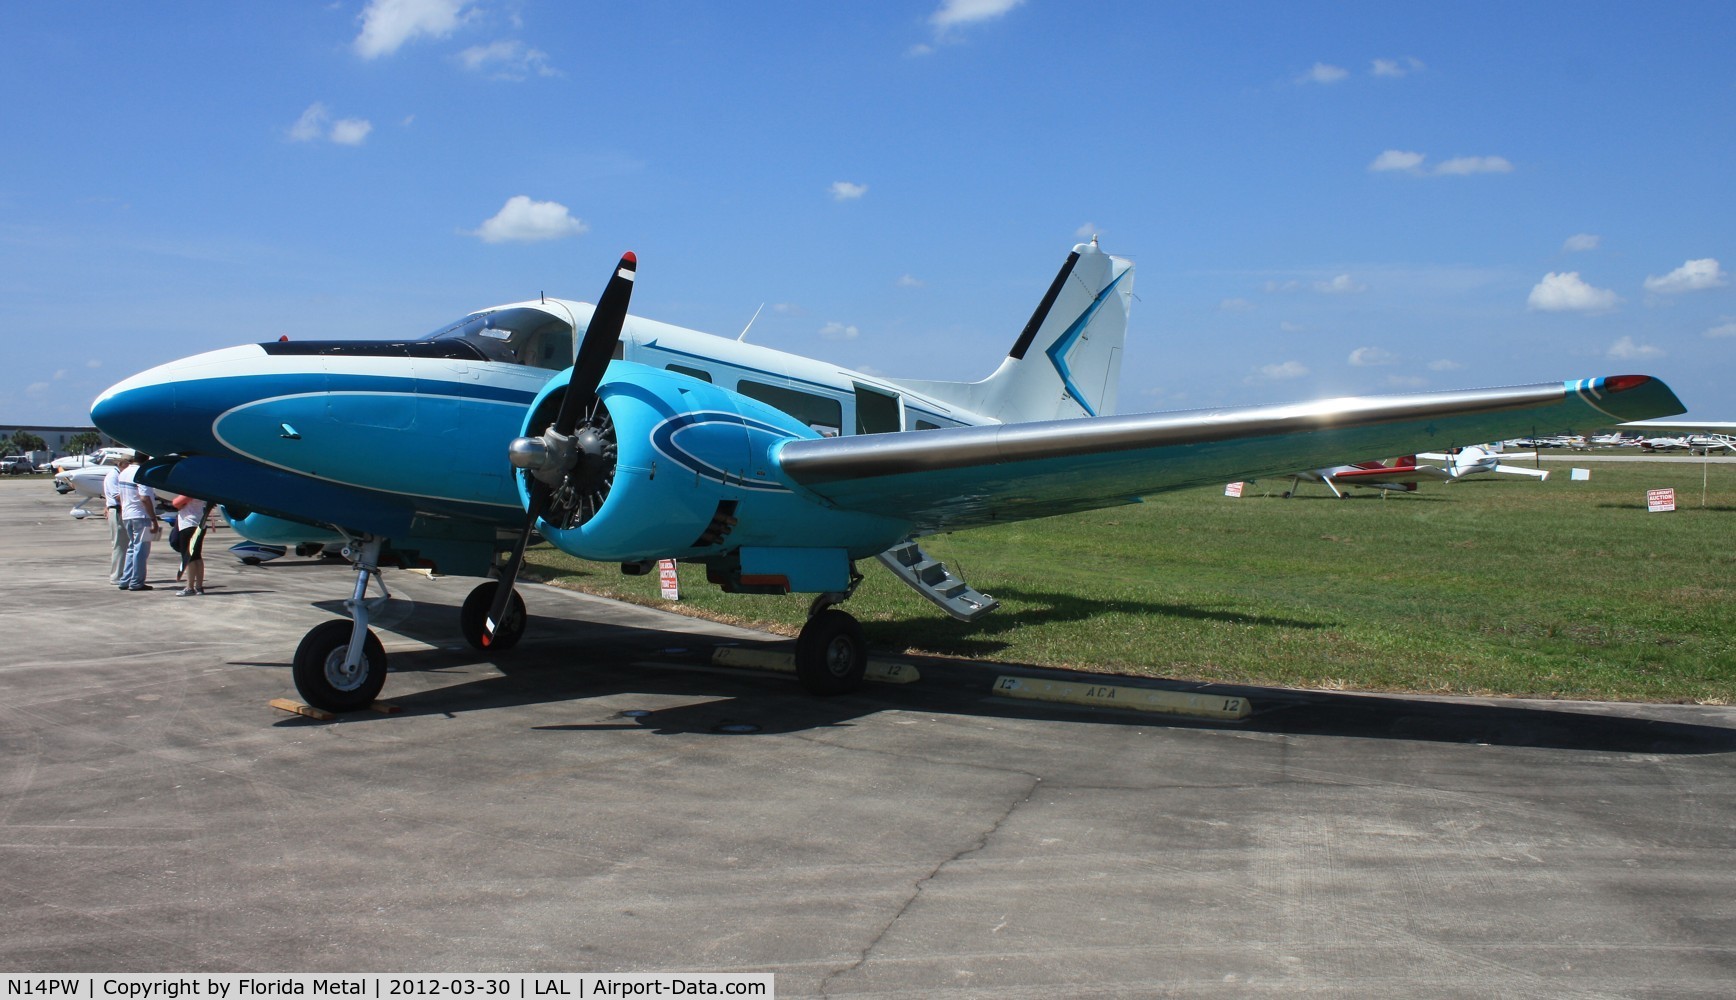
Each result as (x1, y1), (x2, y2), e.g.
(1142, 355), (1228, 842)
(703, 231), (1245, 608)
(250, 592), (1736, 757)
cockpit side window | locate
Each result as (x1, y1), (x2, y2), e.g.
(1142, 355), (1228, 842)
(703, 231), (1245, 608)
(419, 307), (574, 371)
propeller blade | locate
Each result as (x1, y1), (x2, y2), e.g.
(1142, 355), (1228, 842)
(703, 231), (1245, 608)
(484, 251), (637, 646)
(552, 251), (636, 436)
(481, 493), (541, 647)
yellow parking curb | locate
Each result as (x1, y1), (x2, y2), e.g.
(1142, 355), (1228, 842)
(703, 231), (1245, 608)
(992, 675), (1251, 720)
(711, 646), (920, 684)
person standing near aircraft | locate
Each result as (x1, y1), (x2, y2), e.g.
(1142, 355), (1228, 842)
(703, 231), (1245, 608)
(172, 495), (209, 597)
(116, 456), (160, 591)
(102, 453), (131, 584)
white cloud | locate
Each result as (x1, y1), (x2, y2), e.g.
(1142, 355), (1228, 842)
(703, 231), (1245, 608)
(467, 196), (587, 244)
(1348, 346), (1397, 366)
(772, 303), (806, 316)
(1256, 360), (1309, 380)
(897, 274), (925, 288)
(1563, 233), (1601, 253)
(1370, 150), (1514, 176)
(1279, 321), (1306, 333)
(1527, 272), (1620, 312)
(930, 0), (1025, 31)
(1369, 149), (1425, 173)
(85, 358), (101, 369)
(329, 118), (374, 146)
(1427, 359), (1464, 372)
(1315, 274), (1366, 294)
(1433, 155), (1513, 176)
(1705, 318), (1736, 339)
(288, 103), (373, 145)
(1219, 298), (1257, 312)
(819, 322), (860, 340)
(1607, 336), (1663, 360)
(458, 39), (557, 80)
(1385, 375), (1428, 389)
(26, 382), (49, 396)
(1299, 62), (1349, 84)
(354, 0), (472, 59)
(289, 103), (329, 142)
(1264, 279), (1303, 293)
(1371, 56), (1425, 77)
(1075, 222), (1097, 239)
(829, 181), (868, 201)
(1643, 258), (1726, 294)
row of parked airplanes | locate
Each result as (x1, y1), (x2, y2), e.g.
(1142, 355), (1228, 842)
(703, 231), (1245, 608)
(69, 239), (1701, 712)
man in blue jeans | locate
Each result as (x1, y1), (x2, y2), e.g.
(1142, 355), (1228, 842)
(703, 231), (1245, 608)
(117, 459), (161, 591)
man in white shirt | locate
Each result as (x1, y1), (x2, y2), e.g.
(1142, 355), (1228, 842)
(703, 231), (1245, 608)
(117, 459), (161, 591)
(102, 455), (131, 585)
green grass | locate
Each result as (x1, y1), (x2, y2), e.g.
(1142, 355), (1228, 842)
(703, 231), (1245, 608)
(537, 458), (1735, 704)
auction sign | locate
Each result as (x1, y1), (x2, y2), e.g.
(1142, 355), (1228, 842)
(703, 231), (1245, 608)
(657, 558), (681, 600)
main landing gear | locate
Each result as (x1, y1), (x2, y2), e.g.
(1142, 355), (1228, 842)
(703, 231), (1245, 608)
(795, 569), (867, 696)
(292, 536), (391, 712)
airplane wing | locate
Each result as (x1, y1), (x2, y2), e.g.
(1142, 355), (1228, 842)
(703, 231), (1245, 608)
(1491, 464), (1550, 480)
(777, 375), (1681, 533)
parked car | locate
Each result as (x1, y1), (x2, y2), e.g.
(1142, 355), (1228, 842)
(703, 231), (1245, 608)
(1, 455), (39, 475)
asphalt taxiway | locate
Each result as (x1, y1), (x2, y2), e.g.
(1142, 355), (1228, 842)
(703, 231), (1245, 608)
(4, 482), (1734, 996)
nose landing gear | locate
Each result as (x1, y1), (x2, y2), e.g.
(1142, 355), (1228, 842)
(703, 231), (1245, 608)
(291, 536), (391, 712)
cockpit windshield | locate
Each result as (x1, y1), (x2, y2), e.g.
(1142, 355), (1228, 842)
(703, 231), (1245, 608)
(419, 306), (575, 372)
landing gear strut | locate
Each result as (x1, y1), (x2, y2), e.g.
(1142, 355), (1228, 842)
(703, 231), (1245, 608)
(291, 536), (390, 712)
(795, 567), (867, 696)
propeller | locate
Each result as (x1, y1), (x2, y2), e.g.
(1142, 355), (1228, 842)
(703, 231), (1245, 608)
(484, 251), (637, 646)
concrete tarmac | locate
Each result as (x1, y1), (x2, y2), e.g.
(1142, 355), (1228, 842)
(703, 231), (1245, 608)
(4, 481), (1735, 997)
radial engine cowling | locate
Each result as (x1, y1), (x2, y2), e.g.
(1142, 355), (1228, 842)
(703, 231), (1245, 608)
(512, 363), (909, 565)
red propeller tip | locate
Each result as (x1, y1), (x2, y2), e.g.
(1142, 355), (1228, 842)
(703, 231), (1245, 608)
(622, 251), (636, 264)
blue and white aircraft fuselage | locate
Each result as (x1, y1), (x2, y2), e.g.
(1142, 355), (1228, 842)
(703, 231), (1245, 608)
(91, 241), (1687, 710)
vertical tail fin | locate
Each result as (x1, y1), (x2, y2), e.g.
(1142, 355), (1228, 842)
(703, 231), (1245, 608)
(893, 241), (1135, 423)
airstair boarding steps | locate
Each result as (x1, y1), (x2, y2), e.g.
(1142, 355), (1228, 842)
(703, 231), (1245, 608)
(875, 540), (1001, 622)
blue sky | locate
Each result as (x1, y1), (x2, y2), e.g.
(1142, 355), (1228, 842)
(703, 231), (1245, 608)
(4, 1), (1732, 428)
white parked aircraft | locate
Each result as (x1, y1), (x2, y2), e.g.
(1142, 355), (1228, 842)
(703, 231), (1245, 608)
(1414, 444), (1550, 481)
(54, 465), (111, 516)
(48, 447), (133, 474)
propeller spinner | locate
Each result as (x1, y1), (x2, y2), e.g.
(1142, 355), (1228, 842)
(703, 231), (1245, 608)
(484, 251), (637, 646)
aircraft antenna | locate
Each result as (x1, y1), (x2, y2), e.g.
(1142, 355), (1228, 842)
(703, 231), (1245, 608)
(737, 303), (765, 342)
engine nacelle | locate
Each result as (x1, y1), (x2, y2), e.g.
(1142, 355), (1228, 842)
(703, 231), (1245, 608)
(517, 363), (911, 579)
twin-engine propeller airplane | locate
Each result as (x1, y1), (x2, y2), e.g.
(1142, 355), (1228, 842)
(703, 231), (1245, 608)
(92, 240), (1686, 712)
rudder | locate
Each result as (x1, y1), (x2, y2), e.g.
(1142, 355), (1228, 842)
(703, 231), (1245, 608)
(894, 240), (1134, 424)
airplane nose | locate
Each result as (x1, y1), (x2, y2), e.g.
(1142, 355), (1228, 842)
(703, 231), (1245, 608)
(91, 373), (180, 455)
(92, 344), (281, 457)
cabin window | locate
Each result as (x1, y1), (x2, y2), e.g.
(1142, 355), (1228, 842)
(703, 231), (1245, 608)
(666, 364), (712, 383)
(737, 380), (843, 437)
(914, 420), (941, 431)
(854, 384), (902, 435)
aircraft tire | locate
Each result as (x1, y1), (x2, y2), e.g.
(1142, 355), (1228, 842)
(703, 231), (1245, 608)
(795, 609), (866, 696)
(461, 581), (527, 651)
(292, 619), (388, 712)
